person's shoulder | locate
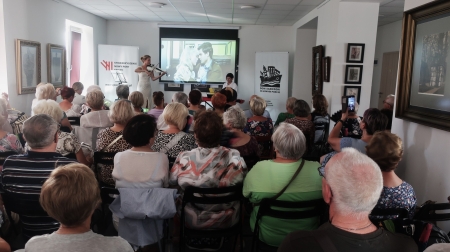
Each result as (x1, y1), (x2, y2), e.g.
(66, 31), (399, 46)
(278, 230), (320, 252)
(24, 233), (53, 248)
(381, 229), (417, 250)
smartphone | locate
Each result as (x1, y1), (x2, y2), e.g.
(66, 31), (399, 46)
(347, 96), (355, 112)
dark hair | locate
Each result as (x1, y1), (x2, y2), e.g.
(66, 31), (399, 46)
(312, 94), (328, 116)
(194, 111), (223, 148)
(219, 89), (233, 103)
(123, 114), (157, 147)
(380, 108), (393, 130)
(189, 89), (202, 105)
(363, 108), (388, 135)
(226, 73), (234, 79)
(211, 93), (227, 110)
(60, 86), (75, 99)
(198, 42), (213, 58)
(153, 91), (164, 106)
(293, 100), (311, 118)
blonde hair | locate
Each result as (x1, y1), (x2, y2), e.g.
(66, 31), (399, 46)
(140, 55), (150, 63)
(365, 131), (403, 172)
(40, 163), (101, 226)
(162, 102), (188, 130)
(108, 100), (134, 125)
(0, 98), (8, 126)
(129, 91), (144, 109)
(286, 97), (297, 110)
(37, 83), (56, 100)
(86, 90), (104, 110)
(33, 99), (64, 122)
(250, 95), (266, 116)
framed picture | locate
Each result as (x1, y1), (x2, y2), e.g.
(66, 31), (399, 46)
(323, 56), (331, 82)
(191, 84), (210, 93)
(346, 43), (365, 63)
(47, 44), (66, 88)
(344, 86), (361, 104)
(16, 39), (41, 94)
(164, 83), (184, 91)
(344, 65), (363, 84)
(312, 45), (324, 95)
(396, 0), (450, 131)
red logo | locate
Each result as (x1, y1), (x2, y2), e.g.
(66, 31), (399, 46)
(101, 60), (113, 70)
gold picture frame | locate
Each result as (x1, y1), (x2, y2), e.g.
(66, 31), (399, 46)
(47, 43), (66, 89)
(16, 39), (41, 94)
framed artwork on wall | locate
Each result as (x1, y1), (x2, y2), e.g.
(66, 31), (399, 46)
(344, 86), (361, 104)
(47, 44), (66, 88)
(346, 43), (365, 63)
(396, 0), (450, 131)
(312, 45), (324, 95)
(323, 56), (331, 82)
(164, 83), (184, 91)
(16, 39), (41, 94)
(344, 65), (363, 84)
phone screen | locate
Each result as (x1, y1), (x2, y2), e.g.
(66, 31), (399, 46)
(348, 96), (355, 112)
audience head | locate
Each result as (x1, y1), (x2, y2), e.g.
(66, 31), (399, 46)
(312, 94), (328, 116)
(123, 114), (157, 147)
(116, 85), (129, 100)
(365, 131), (403, 172)
(194, 111), (223, 148)
(188, 89), (202, 106)
(86, 90), (104, 110)
(272, 123), (306, 160)
(383, 94), (395, 110)
(33, 99), (64, 122)
(293, 99), (311, 118)
(362, 108), (388, 135)
(219, 89), (233, 103)
(380, 108), (393, 130)
(249, 95), (266, 116)
(211, 93), (227, 111)
(172, 92), (188, 106)
(37, 83), (57, 101)
(60, 86), (75, 101)
(324, 148), (382, 218)
(72, 82), (84, 95)
(40, 163), (100, 227)
(163, 102), (188, 130)
(108, 100), (134, 125)
(286, 97), (297, 113)
(35, 82), (45, 99)
(223, 106), (246, 130)
(86, 85), (101, 94)
(23, 114), (58, 149)
(153, 91), (165, 107)
(128, 91), (144, 109)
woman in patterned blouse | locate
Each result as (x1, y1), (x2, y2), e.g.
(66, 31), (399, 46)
(365, 131), (417, 219)
(0, 98), (23, 170)
(285, 100), (315, 155)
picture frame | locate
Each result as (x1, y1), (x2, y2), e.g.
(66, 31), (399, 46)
(323, 56), (331, 82)
(191, 84), (210, 93)
(396, 0), (450, 132)
(16, 39), (41, 94)
(47, 44), (66, 88)
(312, 45), (324, 95)
(344, 65), (363, 84)
(164, 83), (184, 91)
(346, 43), (365, 63)
(344, 86), (361, 104)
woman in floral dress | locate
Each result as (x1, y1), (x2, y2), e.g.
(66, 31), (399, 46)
(243, 95), (273, 156)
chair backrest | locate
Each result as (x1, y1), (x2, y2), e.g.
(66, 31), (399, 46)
(93, 152), (117, 174)
(182, 184), (243, 207)
(254, 135), (274, 160)
(370, 208), (409, 221)
(256, 198), (325, 221)
(75, 126), (103, 150)
(67, 116), (81, 126)
(101, 186), (119, 205)
(414, 203), (450, 222)
(0, 151), (18, 166)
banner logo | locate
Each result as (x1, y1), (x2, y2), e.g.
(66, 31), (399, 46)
(101, 60), (114, 71)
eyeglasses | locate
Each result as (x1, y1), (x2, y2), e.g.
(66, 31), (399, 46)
(318, 166), (325, 178)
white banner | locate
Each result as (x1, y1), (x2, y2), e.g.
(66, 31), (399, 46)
(98, 45), (139, 101)
(255, 52), (289, 120)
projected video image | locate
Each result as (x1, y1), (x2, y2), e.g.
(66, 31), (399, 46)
(160, 39), (237, 84)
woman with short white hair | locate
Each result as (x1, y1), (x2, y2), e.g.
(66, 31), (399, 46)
(243, 123), (322, 248)
(0, 98), (24, 164)
(72, 82), (85, 106)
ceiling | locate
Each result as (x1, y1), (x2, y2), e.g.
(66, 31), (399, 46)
(60, 0), (405, 27)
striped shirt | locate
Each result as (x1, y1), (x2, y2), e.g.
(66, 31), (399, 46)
(1, 151), (76, 240)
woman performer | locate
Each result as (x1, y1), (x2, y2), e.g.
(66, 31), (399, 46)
(135, 55), (166, 109)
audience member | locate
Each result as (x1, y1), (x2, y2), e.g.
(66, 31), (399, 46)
(96, 100), (133, 186)
(278, 148), (417, 252)
(157, 92), (193, 132)
(79, 85), (102, 114)
(128, 91), (144, 114)
(383, 94), (395, 110)
(274, 97), (296, 126)
(31, 82), (45, 115)
(21, 163), (133, 252)
(59, 86), (81, 117)
(311, 94), (330, 143)
(0, 95), (13, 134)
(285, 100), (315, 154)
(244, 95), (271, 119)
(0, 98), (23, 162)
(188, 89), (205, 116)
(381, 108), (393, 131)
(210, 92), (227, 117)
(148, 91), (165, 120)
(116, 85), (129, 100)
(1, 114), (77, 240)
(339, 101), (362, 139)
(366, 131), (416, 219)
(243, 123), (322, 248)
(71, 81), (85, 106)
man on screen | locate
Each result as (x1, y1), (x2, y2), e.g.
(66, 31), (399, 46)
(196, 42), (222, 83)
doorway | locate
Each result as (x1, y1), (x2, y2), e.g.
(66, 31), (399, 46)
(378, 51), (399, 109)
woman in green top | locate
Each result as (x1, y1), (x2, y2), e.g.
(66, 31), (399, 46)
(274, 97), (297, 126)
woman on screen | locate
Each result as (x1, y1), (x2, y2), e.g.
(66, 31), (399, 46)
(173, 48), (198, 82)
(135, 55), (166, 109)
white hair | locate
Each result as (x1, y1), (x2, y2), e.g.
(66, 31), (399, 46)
(37, 83), (56, 100)
(385, 94), (395, 106)
(172, 92), (188, 106)
(23, 114), (58, 149)
(86, 85), (101, 94)
(33, 99), (64, 122)
(272, 123), (306, 160)
(223, 106), (246, 130)
(0, 98), (8, 126)
(325, 148), (383, 218)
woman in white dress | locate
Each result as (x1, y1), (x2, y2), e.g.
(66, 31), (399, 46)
(135, 55), (166, 109)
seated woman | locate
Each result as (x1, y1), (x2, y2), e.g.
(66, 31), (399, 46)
(116, 85), (129, 101)
(340, 102), (363, 139)
(210, 92), (227, 117)
(96, 100), (133, 186)
(223, 106), (260, 169)
(32, 100), (90, 166)
(71, 82), (85, 106)
(188, 89), (205, 115)
(243, 123), (322, 248)
(148, 91), (165, 120)
(59, 86), (81, 117)
(128, 91), (144, 114)
(151, 103), (196, 162)
(365, 131), (416, 219)
(274, 97), (296, 126)
(113, 114), (169, 189)
(0, 98), (24, 166)
(285, 100), (315, 154)
(22, 163), (133, 252)
(311, 94), (330, 143)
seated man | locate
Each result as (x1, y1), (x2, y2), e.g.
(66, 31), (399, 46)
(21, 163), (133, 252)
(278, 148), (417, 252)
(244, 95), (271, 119)
(1, 114), (77, 240)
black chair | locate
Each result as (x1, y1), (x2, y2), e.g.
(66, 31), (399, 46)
(180, 184), (244, 252)
(67, 116), (81, 126)
(0, 151), (18, 166)
(414, 203), (450, 222)
(369, 208), (409, 222)
(93, 152), (117, 177)
(251, 198), (326, 252)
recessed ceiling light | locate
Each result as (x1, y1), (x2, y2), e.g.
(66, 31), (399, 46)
(241, 5), (258, 9)
(147, 2), (166, 8)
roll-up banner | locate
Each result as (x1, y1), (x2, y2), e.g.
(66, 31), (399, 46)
(254, 52), (289, 120)
(98, 45), (139, 102)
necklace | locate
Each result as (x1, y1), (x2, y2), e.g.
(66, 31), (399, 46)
(331, 222), (373, 231)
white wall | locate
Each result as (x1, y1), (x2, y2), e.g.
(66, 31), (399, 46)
(2, 0), (107, 114)
(370, 21), (402, 108)
(392, 0), (450, 232)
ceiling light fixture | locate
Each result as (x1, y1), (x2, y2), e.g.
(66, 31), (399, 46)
(147, 2), (166, 8)
(240, 5), (258, 9)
